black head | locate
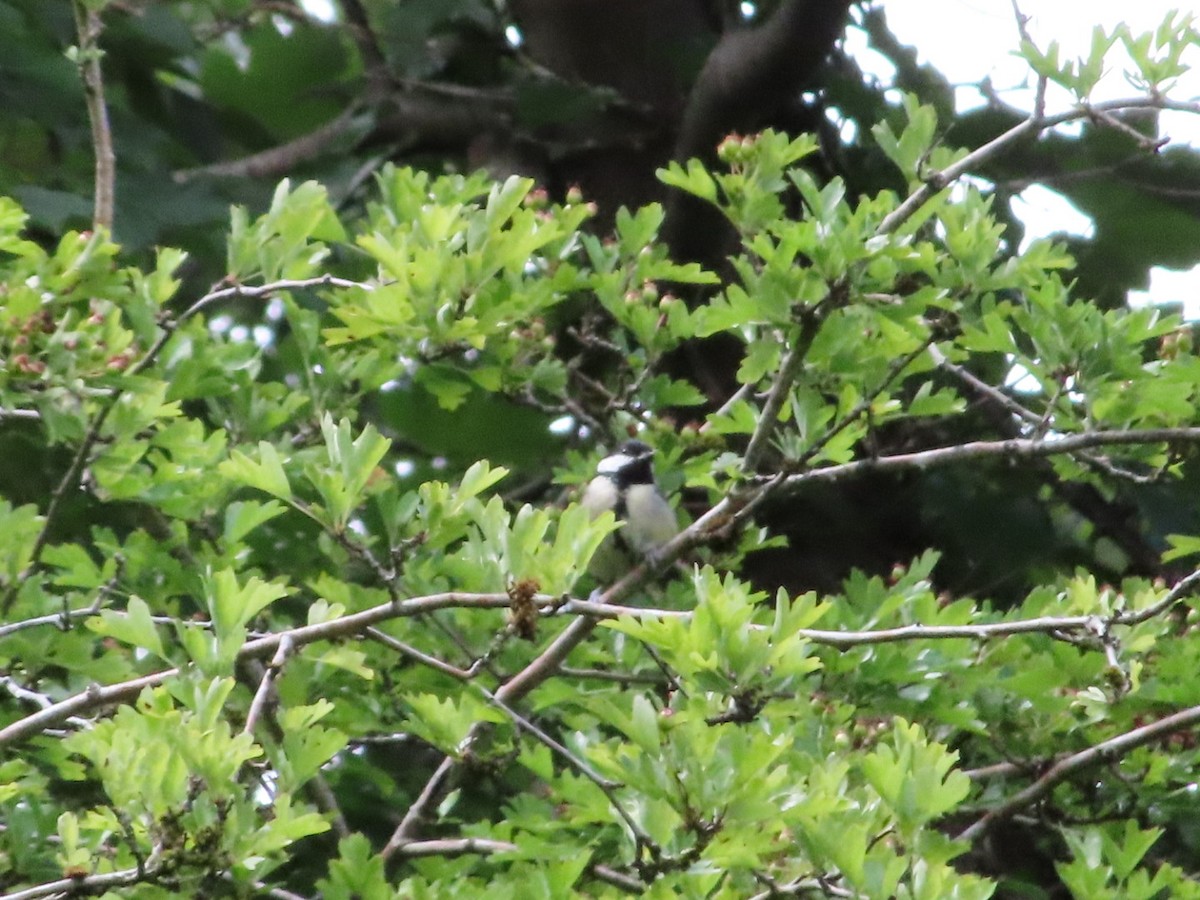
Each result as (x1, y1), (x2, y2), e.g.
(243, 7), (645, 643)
(617, 440), (653, 459)
(596, 440), (657, 488)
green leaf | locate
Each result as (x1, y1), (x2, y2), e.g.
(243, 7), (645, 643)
(1163, 533), (1200, 562)
(223, 500), (288, 545)
(205, 569), (289, 640)
(220, 442), (293, 500)
(88, 596), (166, 660)
(317, 834), (392, 900)
(656, 158), (718, 202)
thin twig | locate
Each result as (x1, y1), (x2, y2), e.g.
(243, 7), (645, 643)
(748, 874), (863, 899)
(366, 627), (473, 679)
(1009, 0), (1047, 120)
(0, 407), (41, 421)
(369, 624), (636, 812)
(1115, 566), (1200, 626)
(242, 635), (293, 735)
(477, 681), (657, 854)
(559, 666), (666, 685)
(1083, 102), (1168, 151)
(928, 344), (1042, 427)
(72, 0), (114, 231)
(741, 337), (808, 473)
(0, 606), (98, 639)
(700, 381), (756, 433)
(381, 616), (603, 857)
(796, 335), (935, 467)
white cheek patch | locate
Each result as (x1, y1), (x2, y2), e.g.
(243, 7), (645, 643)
(596, 453), (634, 475)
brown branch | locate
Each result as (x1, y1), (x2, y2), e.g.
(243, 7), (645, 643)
(778, 427), (1200, 492)
(175, 104), (361, 183)
(741, 311), (825, 474)
(72, 1), (115, 232)
(0, 669), (180, 747)
(8, 560), (1194, 749)
(956, 701), (1200, 843)
(0, 590), (567, 747)
(877, 96), (1200, 236)
(242, 635), (293, 736)
(2, 846), (161, 900)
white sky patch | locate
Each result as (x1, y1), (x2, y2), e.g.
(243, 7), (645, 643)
(301, 0), (336, 22)
(1012, 184), (1095, 249)
(549, 415), (576, 435)
(1129, 265), (1200, 320)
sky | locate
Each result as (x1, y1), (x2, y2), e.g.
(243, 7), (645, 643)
(853, 0), (1200, 312)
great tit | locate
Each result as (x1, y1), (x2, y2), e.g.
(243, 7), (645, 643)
(581, 440), (679, 583)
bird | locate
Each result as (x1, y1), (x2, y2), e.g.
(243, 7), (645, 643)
(580, 439), (680, 585)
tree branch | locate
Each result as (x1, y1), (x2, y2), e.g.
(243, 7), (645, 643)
(6, 473), (1198, 750)
(175, 104), (362, 183)
(673, 0), (854, 166)
(741, 308), (826, 474)
(3, 846), (161, 900)
(777, 427), (1200, 492)
(72, 0), (115, 232)
(956, 701), (1200, 843)
(877, 96), (1200, 236)
(242, 635), (293, 736)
